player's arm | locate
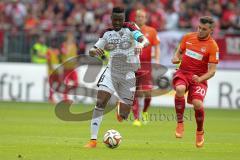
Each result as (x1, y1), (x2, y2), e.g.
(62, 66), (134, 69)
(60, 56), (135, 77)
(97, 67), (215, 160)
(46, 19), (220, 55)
(136, 35), (149, 48)
(132, 35), (149, 55)
(172, 45), (183, 64)
(172, 34), (188, 64)
(47, 60), (53, 72)
(89, 32), (107, 57)
(193, 42), (219, 83)
(152, 44), (160, 63)
(152, 29), (160, 63)
(133, 33), (149, 55)
(124, 22), (149, 48)
(46, 51), (53, 72)
(193, 63), (216, 83)
(152, 31), (160, 63)
(89, 46), (105, 57)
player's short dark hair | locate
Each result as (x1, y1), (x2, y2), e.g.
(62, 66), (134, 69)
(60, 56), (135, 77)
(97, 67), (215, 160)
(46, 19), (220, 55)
(112, 7), (125, 14)
(200, 16), (215, 28)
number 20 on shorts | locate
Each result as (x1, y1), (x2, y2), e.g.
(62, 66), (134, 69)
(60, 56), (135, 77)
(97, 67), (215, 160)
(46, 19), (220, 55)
(195, 86), (206, 96)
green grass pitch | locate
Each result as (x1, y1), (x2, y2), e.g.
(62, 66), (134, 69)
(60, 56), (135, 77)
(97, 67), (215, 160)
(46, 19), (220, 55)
(0, 101), (240, 160)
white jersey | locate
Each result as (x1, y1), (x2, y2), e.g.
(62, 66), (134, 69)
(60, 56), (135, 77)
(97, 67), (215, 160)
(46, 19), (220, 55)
(94, 22), (143, 74)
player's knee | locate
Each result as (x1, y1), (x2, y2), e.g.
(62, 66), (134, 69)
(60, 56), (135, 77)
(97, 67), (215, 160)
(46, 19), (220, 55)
(192, 99), (203, 109)
(136, 90), (143, 98)
(144, 91), (152, 98)
(175, 85), (186, 97)
(96, 101), (107, 109)
(120, 112), (130, 120)
(119, 103), (131, 119)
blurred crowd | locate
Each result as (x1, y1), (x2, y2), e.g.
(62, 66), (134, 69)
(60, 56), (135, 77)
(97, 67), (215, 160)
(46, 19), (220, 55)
(0, 0), (239, 34)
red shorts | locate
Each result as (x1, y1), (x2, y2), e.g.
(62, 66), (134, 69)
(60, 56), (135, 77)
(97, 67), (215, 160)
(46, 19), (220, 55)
(64, 69), (78, 87)
(136, 69), (152, 91)
(172, 70), (208, 104)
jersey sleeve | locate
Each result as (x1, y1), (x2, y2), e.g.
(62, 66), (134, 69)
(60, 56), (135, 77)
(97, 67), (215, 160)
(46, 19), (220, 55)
(123, 22), (144, 41)
(179, 34), (189, 51)
(152, 29), (160, 46)
(94, 34), (107, 49)
(208, 41), (219, 64)
(94, 28), (111, 49)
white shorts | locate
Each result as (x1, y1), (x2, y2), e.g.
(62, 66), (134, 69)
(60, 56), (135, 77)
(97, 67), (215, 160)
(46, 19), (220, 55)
(97, 67), (136, 105)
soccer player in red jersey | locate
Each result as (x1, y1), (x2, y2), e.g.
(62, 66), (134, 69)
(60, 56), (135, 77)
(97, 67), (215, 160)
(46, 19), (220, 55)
(172, 16), (219, 148)
(47, 40), (62, 104)
(61, 32), (79, 101)
(132, 9), (160, 126)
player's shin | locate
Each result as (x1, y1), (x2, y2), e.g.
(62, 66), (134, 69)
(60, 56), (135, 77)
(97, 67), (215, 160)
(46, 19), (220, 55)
(143, 97), (151, 112)
(119, 103), (131, 120)
(194, 107), (205, 131)
(175, 96), (185, 123)
(194, 106), (205, 148)
(90, 106), (104, 140)
(132, 98), (142, 126)
(132, 97), (140, 120)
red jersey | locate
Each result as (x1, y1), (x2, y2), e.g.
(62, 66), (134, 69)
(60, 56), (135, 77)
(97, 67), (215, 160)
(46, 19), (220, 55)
(139, 25), (160, 62)
(46, 48), (60, 75)
(61, 42), (78, 70)
(179, 32), (219, 76)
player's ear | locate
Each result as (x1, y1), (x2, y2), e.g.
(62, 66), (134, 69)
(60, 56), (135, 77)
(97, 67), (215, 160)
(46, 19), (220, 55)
(209, 23), (215, 35)
(210, 28), (214, 35)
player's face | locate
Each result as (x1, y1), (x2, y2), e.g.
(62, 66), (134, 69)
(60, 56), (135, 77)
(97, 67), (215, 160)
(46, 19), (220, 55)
(111, 13), (125, 31)
(66, 32), (75, 43)
(197, 23), (212, 39)
(135, 11), (146, 27)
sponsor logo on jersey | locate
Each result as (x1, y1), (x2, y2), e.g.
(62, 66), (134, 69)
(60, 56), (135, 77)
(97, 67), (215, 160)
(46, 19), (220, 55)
(119, 41), (132, 49)
(119, 31), (124, 37)
(201, 47), (206, 53)
(185, 49), (203, 60)
(104, 43), (117, 51)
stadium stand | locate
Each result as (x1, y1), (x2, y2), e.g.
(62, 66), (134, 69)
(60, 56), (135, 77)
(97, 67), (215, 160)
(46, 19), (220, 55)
(0, 0), (239, 68)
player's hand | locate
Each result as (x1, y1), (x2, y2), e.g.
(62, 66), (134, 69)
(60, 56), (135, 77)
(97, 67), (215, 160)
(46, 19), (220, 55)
(95, 48), (105, 57)
(143, 40), (150, 48)
(192, 75), (201, 83)
(171, 56), (180, 64)
(134, 44), (143, 55)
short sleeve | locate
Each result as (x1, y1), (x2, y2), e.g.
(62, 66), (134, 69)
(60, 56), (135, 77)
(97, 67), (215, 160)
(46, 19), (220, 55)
(179, 33), (189, 51)
(152, 29), (160, 46)
(123, 22), (143, 41)
(94, 37), (107, 49)
(208, 41), (219, 64)
(94, 29), (111, 49)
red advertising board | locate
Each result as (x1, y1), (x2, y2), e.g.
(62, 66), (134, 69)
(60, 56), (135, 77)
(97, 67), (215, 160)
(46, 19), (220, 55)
(217, 34), (240, 60)
(0, 30), (3, 50)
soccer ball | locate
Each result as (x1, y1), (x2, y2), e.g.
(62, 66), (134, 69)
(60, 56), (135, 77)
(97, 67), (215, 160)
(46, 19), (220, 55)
(103, 129), (122, 149)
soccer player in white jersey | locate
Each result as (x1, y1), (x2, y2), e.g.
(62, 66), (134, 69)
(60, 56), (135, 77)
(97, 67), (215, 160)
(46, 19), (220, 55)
(84, 6), (149, 148)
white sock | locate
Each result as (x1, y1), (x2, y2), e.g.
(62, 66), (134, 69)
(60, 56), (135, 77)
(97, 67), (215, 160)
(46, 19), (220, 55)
(139, 97), (144, 109)
(90, 106), (104, 140)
